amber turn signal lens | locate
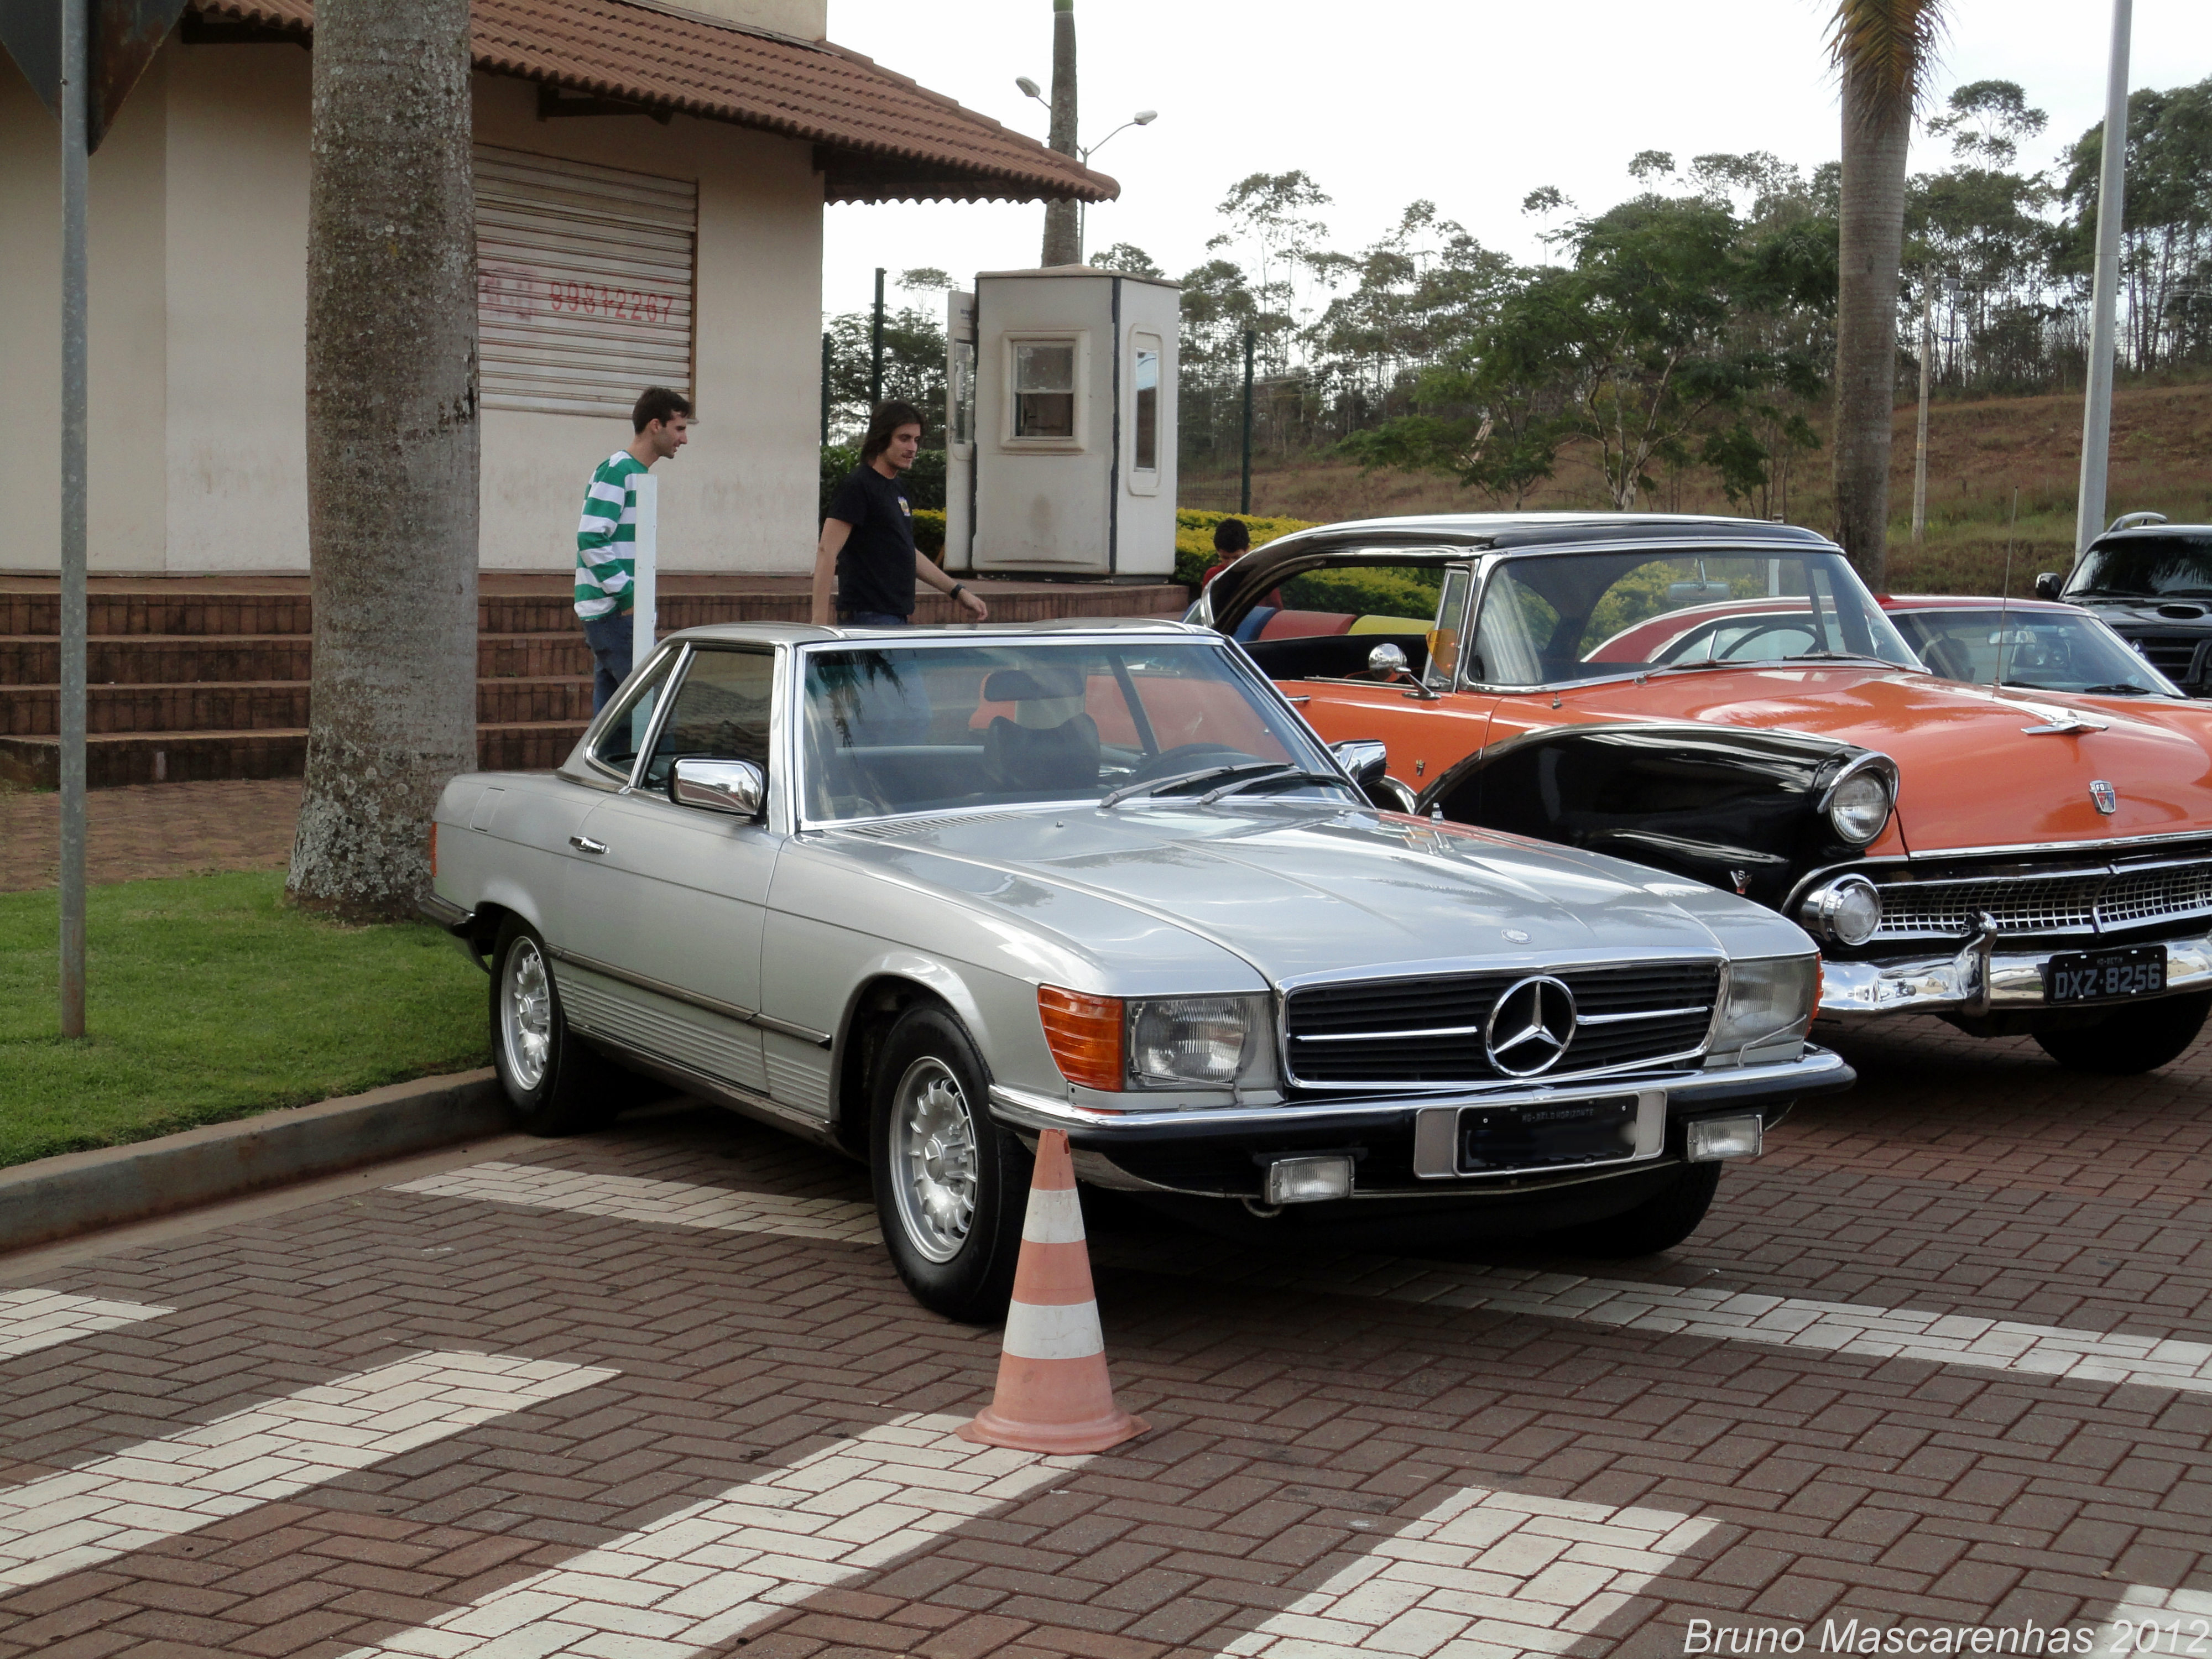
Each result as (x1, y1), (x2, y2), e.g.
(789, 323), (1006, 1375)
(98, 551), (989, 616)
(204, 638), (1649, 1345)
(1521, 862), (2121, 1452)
(429, 821), (438, 879)
(1037, 985), (1124, 1091)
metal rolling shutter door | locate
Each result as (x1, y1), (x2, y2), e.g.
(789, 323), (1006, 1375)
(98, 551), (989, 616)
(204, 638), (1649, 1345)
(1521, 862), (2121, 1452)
(474, 145), (697, 418)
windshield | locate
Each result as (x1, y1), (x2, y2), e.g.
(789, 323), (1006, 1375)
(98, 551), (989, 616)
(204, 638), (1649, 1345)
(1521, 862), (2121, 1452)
(1473, 550), (1920, 687)
(2067, 535), (2212, 599)
(1889, 608), (2181, 696)
(800, 640), (1340, 822)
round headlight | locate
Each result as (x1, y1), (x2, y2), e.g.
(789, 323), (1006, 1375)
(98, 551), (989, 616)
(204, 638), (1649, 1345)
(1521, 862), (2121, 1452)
(1799, 874), (1884, 947)
(1827, 770), (1892, 844)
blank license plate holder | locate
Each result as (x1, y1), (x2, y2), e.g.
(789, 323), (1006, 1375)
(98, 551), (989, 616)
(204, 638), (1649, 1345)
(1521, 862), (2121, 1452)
(2043, 945), (2166, 1005)
(1459, 1093), (1641, 1175)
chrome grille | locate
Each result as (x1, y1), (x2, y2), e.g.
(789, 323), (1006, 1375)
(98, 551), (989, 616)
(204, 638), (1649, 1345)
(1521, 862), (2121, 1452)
(1871, 853), (2212, 941)
(2133, 635), (2204, 679)
(1284, 961), (1719, 1088)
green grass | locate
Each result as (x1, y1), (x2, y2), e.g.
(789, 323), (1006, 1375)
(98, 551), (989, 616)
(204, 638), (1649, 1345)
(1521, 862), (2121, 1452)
(0, 871), (489, 1169)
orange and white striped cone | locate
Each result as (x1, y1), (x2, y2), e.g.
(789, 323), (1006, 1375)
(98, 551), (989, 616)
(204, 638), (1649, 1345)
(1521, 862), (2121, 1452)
(958, 1128), (1147, 1455)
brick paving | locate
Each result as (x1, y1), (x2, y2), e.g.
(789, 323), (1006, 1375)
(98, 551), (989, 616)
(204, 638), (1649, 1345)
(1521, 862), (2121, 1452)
(0, 780), (301, 893)
(0, 1011), (2209, 1659)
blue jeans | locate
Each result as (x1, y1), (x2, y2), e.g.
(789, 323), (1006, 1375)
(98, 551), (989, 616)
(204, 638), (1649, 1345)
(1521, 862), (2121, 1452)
(839, 611), (910, 627)
(582, 613), (634, 713)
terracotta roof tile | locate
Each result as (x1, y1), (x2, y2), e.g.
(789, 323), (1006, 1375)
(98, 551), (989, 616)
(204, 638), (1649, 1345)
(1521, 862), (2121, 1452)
(186, 0), (1117, 204)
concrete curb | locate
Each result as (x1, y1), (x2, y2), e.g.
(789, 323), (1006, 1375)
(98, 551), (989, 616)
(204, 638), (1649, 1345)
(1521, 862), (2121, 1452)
(0, 1068), (508, 1255)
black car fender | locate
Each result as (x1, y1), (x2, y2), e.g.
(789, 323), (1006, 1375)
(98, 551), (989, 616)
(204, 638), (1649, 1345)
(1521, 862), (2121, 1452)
(1416, 719), (1884, 910)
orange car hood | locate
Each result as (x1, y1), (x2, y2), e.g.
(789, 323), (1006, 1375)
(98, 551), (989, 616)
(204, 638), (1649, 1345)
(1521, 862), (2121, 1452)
(1565, 666), (2212, 852)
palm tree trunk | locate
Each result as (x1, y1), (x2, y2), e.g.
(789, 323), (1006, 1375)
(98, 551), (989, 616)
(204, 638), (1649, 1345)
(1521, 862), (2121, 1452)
(1832, 60), (1913, 588)
(288, 0), (479, 922)
(1041, 0), (1080, 265)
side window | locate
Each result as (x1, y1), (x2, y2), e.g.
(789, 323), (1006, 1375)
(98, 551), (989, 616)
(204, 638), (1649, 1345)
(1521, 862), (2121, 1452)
(643, 648), (775, 791)
(585, 646), (681, 781)
(1131, 337), (1160, 472)
(1425, 567), (1473, 690)
(950, 337), (976, 450)
(1011, 339), (1077, 440)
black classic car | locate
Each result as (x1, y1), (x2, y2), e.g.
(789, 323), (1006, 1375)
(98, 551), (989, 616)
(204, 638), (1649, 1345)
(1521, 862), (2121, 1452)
(2037, 518), (2212, 696)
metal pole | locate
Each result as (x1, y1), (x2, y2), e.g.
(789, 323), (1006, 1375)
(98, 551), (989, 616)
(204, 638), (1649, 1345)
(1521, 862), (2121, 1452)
(1239, 328), (1255, 516)
(820, 332), (832, 446)
(1911, 283), (1933, 545)
(629, 473), (657, 680)
(869, 267), (885, 413)
(59, 0), (90, 1040)
(2075, 0), (2132, 560)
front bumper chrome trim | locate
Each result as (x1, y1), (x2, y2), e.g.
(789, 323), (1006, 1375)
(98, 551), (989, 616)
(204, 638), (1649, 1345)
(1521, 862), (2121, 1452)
(1819, 927), (2212, 1020)
(984, 1045), (1852, 1138)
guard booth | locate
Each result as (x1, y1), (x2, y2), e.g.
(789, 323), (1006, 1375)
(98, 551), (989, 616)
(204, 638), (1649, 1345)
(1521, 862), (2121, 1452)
(943, 267), (1178, 578)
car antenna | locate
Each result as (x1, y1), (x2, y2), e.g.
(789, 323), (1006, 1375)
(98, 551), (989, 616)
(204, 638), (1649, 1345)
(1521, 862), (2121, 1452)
(1995, 487), (2018, 690)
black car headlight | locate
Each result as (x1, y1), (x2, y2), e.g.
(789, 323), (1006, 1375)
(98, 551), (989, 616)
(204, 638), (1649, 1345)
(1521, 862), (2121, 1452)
(1129, 995), (1262, 1087)
(1707, 956), (1819, 1066)
(1825, 769), (1894, 845)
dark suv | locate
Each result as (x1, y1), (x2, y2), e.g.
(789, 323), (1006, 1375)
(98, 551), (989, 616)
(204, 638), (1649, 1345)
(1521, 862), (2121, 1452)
(2038, 518), (2212, 695)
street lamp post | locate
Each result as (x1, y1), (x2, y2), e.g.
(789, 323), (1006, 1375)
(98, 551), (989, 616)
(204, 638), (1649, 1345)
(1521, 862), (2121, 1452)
(2074, 0), (2133, 560)
(1018, 79), (1155, 264)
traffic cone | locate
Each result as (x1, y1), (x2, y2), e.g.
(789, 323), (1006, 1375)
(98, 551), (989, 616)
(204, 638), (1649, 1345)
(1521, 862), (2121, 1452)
(958, 1128), (1147, 1454)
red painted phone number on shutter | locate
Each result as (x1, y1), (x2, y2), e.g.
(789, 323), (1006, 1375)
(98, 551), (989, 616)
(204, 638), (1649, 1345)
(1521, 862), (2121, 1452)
(546, 281), (678, 324)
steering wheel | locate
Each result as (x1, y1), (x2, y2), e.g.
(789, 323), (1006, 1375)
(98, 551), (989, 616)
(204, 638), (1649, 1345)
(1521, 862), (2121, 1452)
(1120, 743), (1264, 786)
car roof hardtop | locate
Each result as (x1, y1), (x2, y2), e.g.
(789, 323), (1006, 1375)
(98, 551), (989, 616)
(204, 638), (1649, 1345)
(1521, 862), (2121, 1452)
(660, 617), (1209, 650)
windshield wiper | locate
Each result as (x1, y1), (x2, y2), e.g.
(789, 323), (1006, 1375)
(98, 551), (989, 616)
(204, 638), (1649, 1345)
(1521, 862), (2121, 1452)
(1099, 762), (1286, 809)
(1191, 767), (1358, 806)
(2007, 680), (2152, 695)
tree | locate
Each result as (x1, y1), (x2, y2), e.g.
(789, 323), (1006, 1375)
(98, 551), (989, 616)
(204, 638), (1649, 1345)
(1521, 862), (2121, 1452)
(287, 0), (478, 922)
(2061, 78), (2212, 371)
(824, 304), (948, 444)
(1206, 171), (1331, 374)
(1091, 242), (1164, 278)
(1828, 0), (1948, 588)
(1927, 79), (2046, 168)
(1041, 0), (1079, 265)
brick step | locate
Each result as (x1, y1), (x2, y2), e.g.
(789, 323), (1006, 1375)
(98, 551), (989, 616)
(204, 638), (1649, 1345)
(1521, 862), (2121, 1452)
(0, 636), (314, 687)
(4, 676), (593, 736)
(0, 719), (589, 790)
(1, 581), (1189, 640)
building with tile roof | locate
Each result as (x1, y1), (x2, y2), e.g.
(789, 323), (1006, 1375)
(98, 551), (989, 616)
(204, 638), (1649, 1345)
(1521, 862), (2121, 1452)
(0, 0), (1116, 576)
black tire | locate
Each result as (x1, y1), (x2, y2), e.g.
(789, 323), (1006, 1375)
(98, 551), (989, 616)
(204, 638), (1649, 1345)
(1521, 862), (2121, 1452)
(2032, 991), (2211, 1074)
(488, 918), (620, 1135)
(1546, 1162), (1722, 1259)
(869, 1005), (1032, 1323)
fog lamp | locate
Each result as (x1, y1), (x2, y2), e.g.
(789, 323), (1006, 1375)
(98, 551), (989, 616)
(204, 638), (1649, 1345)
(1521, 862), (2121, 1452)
(1798, 874), (1883, 946)
(1685, 1115), (1764, 1162)
(1130, 996), (1252, 1086)
(1265, 1155), (1354, 1204)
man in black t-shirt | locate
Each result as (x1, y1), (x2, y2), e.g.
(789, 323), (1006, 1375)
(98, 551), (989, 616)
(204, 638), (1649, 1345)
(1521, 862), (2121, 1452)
(812, 401), (990, 627)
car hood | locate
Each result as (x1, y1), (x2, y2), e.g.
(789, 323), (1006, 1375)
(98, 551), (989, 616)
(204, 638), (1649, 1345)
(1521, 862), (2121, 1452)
(821, 804), (1804, 988)
(2065, 594), (2212, 627)
(1566, 665), (2212, 851)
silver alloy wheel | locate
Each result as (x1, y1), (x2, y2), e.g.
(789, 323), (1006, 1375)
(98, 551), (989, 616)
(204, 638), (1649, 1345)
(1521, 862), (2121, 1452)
(500, 936), (554, 1093)
(889, 1056), (980, 1264)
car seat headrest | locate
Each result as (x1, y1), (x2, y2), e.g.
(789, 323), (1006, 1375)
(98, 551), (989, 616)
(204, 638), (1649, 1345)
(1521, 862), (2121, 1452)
(983, 665), (1086, 730)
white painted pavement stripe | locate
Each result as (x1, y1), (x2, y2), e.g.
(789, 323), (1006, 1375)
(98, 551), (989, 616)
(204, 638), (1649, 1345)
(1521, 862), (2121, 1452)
(0, 1351), (615, 1590)
(398, 1163), (2212, 1395)
(2093, 1585), (2212, 1655)
(1000, 1297), (1105, 1361)
(0, 1289), (171, 1358)
(332, 1411), (1084, 1659)
(1218, 1483), (1717, 1659)
(393, 1162), (879, 1244)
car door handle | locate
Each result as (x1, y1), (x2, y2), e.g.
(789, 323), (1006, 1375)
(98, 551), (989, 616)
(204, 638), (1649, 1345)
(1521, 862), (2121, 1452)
(570, 834), (608, 855)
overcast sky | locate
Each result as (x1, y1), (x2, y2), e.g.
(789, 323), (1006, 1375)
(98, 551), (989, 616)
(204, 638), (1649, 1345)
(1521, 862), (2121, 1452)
(819, 0), (2211, 320)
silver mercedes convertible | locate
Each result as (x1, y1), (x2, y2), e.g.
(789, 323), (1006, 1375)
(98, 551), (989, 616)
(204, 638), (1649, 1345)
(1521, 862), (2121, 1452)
(425, 619), (1851, 1321)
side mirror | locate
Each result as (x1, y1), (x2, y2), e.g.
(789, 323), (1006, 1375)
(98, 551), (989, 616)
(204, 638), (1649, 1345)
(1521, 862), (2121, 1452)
(1329, 739), (1415, 811)
(1366, 642), (1409, 680)
(670, 757), (766, 819)
(2033, 572), (2063, 601)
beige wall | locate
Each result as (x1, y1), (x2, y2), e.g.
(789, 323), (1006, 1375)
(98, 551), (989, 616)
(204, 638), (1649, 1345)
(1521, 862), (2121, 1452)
(0, 38), (824, 576)
(674, 0), (826, 38)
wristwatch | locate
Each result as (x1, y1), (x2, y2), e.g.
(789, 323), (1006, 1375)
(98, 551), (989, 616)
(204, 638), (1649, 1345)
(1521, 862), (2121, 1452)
(951, 583), (967, 599)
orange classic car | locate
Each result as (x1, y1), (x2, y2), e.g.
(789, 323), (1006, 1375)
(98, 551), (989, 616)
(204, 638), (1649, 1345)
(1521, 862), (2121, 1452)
(1197, 513), (2212, 1074)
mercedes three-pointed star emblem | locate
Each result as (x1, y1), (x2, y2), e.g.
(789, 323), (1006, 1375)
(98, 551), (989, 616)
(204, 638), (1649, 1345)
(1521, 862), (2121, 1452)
(1484, 975), (1578, 1077)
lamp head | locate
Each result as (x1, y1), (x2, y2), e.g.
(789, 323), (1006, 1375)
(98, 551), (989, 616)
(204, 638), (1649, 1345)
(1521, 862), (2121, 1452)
(1015, 76), (1043, 100)
(1134, 109), (1158, 124)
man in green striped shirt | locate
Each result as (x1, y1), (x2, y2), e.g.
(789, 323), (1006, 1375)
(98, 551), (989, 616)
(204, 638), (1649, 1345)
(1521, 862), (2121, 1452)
(578, 387), (691, 711)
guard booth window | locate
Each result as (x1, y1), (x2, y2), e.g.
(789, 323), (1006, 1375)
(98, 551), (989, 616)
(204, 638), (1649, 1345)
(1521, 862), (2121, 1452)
(1013, 341), (1077, 439)
(1133, 340), (1160, 471)
(951, 339), (977, 448)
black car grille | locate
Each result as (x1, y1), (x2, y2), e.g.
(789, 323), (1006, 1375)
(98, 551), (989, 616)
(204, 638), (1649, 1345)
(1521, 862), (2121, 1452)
(1283, 961), (1720, 1087)
(2127, 633), (2207, 685)
(1870, 851), (2212, 941)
